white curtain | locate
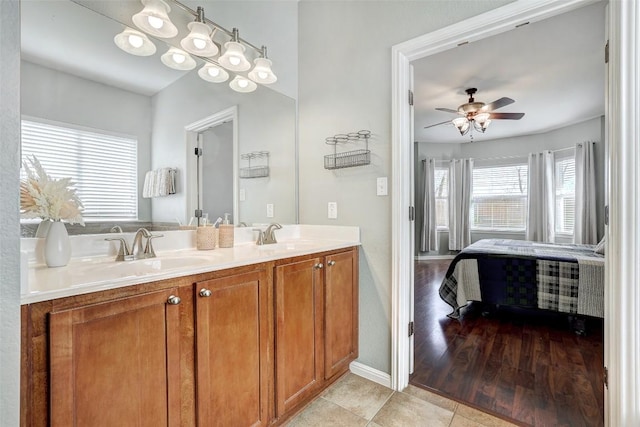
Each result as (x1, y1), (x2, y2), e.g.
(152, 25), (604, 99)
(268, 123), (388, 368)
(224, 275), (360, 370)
(448, 159), (473, 250)
(574, 141), (598, 244)
(526, 151), (555, 242)
(420, 159), (438, 252)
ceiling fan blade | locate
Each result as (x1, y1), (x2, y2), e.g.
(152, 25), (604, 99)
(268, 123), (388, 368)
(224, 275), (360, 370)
(435, 107), (459, 114)
(424, 120), (452, 129)
(483, 97), (515, 111)
(489, 112), (524, 120)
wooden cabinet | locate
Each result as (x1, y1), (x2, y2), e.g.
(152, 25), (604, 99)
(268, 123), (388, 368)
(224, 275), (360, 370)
(324, 250), (359, 380)
(274, 257), (324, 416)
(48, 288), (182, 427)
(194, 269), (272, 427)
(273, 247), (359, 417)
(21, 247), (358, 427)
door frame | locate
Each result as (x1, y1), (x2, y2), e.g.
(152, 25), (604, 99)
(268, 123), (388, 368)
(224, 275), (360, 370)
(391, 0), (639, 425)
(185, 106), (239, 225)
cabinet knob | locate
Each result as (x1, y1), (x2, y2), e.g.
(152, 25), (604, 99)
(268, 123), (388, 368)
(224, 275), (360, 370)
(199, 288), (212, 298)
(314, 263), (324, 269)
(328, 260), (336, 266)
(167, 295), (181, 305)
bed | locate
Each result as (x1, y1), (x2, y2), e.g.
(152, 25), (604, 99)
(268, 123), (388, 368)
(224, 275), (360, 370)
(439, 239), (605, 321)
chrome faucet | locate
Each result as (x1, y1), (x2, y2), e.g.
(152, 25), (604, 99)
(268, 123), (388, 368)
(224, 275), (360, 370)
(105, 228), (163, 261)
(253, 223), (282, 245)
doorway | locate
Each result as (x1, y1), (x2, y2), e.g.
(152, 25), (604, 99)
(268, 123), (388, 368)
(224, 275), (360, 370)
(390, 0), (620, 417)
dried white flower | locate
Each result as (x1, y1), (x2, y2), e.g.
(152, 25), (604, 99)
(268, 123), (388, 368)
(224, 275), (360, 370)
(20, 155), (84, 225)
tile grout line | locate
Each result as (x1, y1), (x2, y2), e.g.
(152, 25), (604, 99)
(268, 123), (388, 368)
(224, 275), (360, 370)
(364, 390), (396, 425)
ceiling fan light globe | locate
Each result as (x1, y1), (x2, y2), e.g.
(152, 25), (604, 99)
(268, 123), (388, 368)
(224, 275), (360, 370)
(452, 117), (470, 136)
(475, 112), (490, 124)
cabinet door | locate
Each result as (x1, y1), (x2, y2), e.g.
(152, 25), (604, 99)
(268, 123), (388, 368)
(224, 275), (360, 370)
(49, 288), (182, 427)
(324, 250), (359, 379)
(195, 270), (271, 427)
(275, 258), (324, 417)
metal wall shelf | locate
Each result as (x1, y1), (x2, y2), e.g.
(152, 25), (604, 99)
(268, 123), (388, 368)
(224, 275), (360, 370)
(324, 130), (371, 170)
(240, 151), (269, 178)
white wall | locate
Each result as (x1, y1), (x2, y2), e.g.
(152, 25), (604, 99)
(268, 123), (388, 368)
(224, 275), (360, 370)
(0, 1), (21, 424)
(20, 61), (153, 221)
(151, 70), (296, 226)
(415, 116), (605, 256)
(298, 0), (511, 374)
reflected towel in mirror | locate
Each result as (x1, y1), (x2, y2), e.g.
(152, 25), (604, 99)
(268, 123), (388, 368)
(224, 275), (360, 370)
(143, 168), (176, 198)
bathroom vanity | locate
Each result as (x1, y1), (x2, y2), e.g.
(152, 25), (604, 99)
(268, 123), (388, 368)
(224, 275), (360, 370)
(20, 226), (359, 426)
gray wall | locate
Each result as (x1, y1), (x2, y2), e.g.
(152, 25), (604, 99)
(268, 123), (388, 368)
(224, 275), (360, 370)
(415, 116), (605, 256)
(151, 69), (296, 226)
(0, 0), (21, 424)
(20, 61), (153, 221)
(298, 0), (511, 374)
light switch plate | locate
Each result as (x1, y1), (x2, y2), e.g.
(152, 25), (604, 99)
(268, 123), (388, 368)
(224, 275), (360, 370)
(328, 202), (338, 219)
(376, 177), (388, 196)
(239, 188), (246, 201)
(266, 203), (274, 218)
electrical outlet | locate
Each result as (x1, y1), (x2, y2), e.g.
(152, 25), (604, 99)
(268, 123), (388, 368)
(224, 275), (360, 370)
(266, 203), (274, 218)
(239, 188), (246, 201)
(377, 177), (388, 196)
(328, 202), (338, 219)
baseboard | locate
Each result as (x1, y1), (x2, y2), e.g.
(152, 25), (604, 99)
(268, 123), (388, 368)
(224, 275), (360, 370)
(349, 361), (391, 388)
(414, 254), (456, 261)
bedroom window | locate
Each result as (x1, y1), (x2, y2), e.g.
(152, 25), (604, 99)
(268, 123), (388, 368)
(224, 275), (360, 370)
(471, 163), (528, 231)
(21, 118), (138, 221)
(555, 157), (575, 234)
(434, 167), (449, 228)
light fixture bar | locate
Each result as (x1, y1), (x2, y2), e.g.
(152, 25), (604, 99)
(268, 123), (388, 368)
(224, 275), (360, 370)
(167, 0), (264, 55)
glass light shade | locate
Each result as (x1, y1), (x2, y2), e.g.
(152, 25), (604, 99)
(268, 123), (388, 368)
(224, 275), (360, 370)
(248, 57), (277, 84)
(229, 75), (257, 93)
(132, 0), (178, 39)
(474, 112), (490, 124)
(452, 117), (470, 136)
(114, 28), (156, 56)
(218, 41), (251, 72)
(180, 22), (218, 57)
(161, 47), (196, 71)
(474, 118), (492, 133)
(197, 63), (229, 83)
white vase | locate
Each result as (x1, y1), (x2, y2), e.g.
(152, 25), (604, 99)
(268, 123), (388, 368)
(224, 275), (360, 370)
(45, 221), (71, 268)
(35, 219), (52, 238)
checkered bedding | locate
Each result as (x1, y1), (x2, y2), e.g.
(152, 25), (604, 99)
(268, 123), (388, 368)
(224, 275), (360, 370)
(438, 239), (605, 319)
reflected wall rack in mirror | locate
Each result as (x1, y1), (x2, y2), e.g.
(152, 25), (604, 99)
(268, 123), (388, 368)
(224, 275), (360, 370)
(240, 151), (269, 178)
(324, 130), (371, 170)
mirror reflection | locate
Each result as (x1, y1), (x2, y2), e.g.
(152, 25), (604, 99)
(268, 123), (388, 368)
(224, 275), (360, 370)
(20, 0), (297, 236)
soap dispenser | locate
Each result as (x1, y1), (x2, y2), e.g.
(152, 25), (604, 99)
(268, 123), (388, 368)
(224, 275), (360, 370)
(218, 213), (234, 248)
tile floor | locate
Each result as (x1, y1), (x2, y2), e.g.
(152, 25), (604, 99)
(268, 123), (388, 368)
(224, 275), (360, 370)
(286, 373), (519, 427)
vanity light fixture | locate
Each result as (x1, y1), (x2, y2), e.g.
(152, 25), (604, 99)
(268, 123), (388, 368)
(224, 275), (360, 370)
(248, 46), (277, 85)
(197, 63), (229, 83)
(229, 75), (257, 93)
(113, 28), (156, 56)
(218, 28), (251, 72)
(180, 6), (219, 57)
(161, 47), (196, 70)
(132, 0), (178, 39)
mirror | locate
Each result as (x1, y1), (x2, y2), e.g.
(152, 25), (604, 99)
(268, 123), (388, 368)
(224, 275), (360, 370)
(20, 0), (297, 235)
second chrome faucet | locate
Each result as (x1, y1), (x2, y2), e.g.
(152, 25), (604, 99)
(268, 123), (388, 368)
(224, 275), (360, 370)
(105, 228), (163, 261)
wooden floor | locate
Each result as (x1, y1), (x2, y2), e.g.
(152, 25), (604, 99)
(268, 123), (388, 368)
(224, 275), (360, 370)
(410, 260), (604, 427)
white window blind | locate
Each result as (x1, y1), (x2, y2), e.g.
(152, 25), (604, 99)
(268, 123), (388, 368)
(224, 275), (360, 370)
(471, 163), (528, 230)
(21, 119), (138, 220)
(555, 157), (575, 234)
(434, 167), (449, 228)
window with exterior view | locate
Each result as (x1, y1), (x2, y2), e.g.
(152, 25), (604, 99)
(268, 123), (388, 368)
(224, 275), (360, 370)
(555, 157), (575, 235)
(471, 163), (528, 231)
(21, 119), (138, 221)
(434, 167), (449, 228)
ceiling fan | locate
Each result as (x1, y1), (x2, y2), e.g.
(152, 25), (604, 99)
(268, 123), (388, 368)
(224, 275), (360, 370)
(424, 88), (525, 136)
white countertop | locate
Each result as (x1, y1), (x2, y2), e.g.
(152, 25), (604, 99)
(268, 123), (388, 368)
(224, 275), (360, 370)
(21, 225), (360, 305)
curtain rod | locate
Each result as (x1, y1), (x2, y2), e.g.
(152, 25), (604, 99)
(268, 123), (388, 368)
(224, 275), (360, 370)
(421, 144), (583, 163)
